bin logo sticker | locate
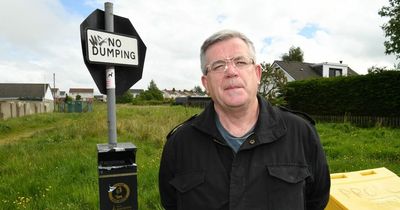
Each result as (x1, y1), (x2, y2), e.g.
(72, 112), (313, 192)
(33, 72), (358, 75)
(108, 183), (130, 203)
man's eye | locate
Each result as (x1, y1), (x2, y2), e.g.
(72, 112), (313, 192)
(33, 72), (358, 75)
(235, 60), (248, 66)
(212, 63), (226, 71)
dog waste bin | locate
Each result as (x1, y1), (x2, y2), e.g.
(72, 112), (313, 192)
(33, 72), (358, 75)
(75, 101), (83, 112)
(98, 143), (137, 210)
(326, 167), (400, 210)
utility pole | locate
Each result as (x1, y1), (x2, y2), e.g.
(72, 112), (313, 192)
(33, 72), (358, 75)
(53, 73), (56, 111)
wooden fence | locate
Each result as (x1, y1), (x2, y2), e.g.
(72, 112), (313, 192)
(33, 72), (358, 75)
(312, 115), (400, 128)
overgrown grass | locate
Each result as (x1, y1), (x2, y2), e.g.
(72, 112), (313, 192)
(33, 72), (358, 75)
(0, 103), (200, 210)
(0, 103), (399, 209)
(318, 122), (400, 174)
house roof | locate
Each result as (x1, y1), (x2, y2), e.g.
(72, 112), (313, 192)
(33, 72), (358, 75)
(347, 67), (358, 76)
(273, 60), (359, 80)
(129, 89), (144, 94)
(0, 83), (50, 100)
(274, 61), (321, 80)
(69, 88), (94, 93)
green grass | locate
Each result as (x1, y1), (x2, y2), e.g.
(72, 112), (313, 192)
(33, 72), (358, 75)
(0, 103), (399, 209)
(318, 122), (400, 174)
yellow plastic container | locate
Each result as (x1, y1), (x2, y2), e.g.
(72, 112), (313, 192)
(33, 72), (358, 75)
(325, 167), (400, 210)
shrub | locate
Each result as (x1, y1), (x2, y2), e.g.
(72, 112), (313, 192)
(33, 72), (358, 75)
(284, 71), (400, 116)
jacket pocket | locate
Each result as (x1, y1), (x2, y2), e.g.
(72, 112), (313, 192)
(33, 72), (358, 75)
(267, 165), (310, 184)
(265, 165), (311, 210)
(169, 170), (227, 210)
(169, 170), (205, 193)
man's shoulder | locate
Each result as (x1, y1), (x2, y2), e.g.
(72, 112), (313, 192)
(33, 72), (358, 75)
(277, 106), (315, 126)
(166, 114), (198, 139)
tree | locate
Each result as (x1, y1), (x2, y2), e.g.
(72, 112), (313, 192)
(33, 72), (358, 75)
(368, 62), (400, 74)
(192, 85), (205, 95)
(281, 46), (304, 62)
(394, 61), (400, 70)
(367, 65), (389, 74)
(258, 62), (288, 105)
(137, 79), (164, 101)
(116, 90), (134, 103)
(65, 94), (73, 102)
(379, 0), (400, 58)
(75, 94), (82, 101)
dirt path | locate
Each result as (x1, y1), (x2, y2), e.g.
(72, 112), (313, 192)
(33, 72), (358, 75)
(0, 117), (78, 145)
(0, 128), (51, 145)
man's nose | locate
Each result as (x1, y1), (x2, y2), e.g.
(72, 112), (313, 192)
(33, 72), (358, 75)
(224, 61), (239, 75)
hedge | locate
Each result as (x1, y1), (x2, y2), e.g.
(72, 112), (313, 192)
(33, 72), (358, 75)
(284, 71), (400, 117)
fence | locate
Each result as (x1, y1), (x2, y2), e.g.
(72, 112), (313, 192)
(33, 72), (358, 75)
(55, 101), (93, 113)
(0, 100), (54, 120)
(312, 115), (400, 128)
(174, 96), (211, 108)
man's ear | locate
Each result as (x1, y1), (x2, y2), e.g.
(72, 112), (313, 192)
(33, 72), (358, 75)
(255, 64), (262, 83)
(201, 75), (208, 93)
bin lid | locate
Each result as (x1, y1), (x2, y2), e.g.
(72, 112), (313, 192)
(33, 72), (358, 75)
(97, 143), (137, 153)
(326, 167), (400, 210)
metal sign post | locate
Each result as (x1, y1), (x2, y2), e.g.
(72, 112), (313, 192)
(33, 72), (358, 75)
(104, 2), (117, 147)
(80, 2), (146, 209)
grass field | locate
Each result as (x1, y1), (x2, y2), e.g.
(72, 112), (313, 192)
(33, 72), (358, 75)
(0, 103), (399, 209)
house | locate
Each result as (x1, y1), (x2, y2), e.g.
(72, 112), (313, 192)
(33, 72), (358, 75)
(51, 88), (59, 98)
(162, 89), (205, 99)
(94, 94), (107, 102)
(51, 88), (67, 103)
(0, 83), (54, 119)
(68, 88), (94, 101)
(59, 91), (66, 98)
(162, 89), (186, 99)
(129, 89), (144, 98)
(272, 60), (358, 82)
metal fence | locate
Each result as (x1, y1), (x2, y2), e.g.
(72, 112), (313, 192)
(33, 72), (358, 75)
(55, 101), (93, 113)
(312, 115), (400, 128)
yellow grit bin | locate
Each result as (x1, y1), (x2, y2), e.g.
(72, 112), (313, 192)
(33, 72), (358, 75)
(325, 167), (400, 210)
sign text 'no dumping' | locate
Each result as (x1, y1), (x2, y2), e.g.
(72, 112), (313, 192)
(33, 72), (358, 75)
(87, 29), (139, 66)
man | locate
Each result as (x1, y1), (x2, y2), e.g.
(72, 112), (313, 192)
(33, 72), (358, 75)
(159, 30), (330, 210)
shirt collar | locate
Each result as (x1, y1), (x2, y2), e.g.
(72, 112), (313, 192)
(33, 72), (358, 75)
(191, 95), (287, 145)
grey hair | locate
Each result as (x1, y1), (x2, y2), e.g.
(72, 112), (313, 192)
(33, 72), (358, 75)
(200, 29), (256, 75)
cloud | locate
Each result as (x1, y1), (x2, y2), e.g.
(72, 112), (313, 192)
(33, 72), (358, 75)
(0, 0), (397, 94)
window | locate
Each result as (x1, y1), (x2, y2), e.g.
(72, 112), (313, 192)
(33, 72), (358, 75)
(329, 68), (342, 77)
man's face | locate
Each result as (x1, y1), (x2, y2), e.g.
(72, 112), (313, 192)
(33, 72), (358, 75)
(201, 37), (261, 110)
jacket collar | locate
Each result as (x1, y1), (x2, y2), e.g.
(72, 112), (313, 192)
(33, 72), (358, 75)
(191, 101), (222, 140)
(191, 95), (287, 145)
(253, 95), (287, 144)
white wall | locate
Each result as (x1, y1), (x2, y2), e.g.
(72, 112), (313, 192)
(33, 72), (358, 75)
(321, 63), (348, 77)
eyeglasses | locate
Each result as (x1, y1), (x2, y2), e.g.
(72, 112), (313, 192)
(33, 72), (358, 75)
(206, 56), (255, 74)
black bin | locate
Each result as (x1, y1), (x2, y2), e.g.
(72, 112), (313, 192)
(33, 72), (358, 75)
(97, 143), (137, 210)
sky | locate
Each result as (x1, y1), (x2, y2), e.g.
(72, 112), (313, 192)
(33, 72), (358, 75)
(0, 0), (397, 94)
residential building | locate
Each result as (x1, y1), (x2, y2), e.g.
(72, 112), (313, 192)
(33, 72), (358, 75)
(272, 60), (358, 82)
(94, 94), (107, 102)
(69, 88), (94, 101)
(0, 83), (54, 119)
(129, 89), (144, 98)
(162, 89), (205, 99)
